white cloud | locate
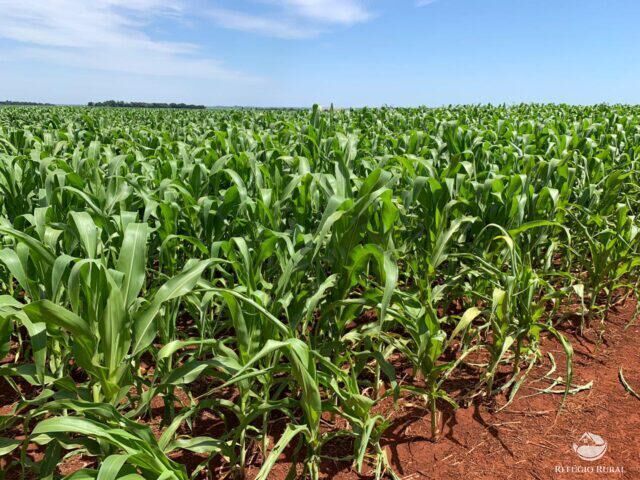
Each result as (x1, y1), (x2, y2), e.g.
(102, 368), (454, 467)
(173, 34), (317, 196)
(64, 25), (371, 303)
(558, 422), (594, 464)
(0, 0), (250, 80)
(416, 0), (438, 6)
(208, 8), (321, 39)
(207, 0), (372, 39)
(275, 0), (372, 25)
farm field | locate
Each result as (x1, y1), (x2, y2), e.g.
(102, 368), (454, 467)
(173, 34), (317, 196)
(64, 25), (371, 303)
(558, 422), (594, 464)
(0, 105), (639, 479)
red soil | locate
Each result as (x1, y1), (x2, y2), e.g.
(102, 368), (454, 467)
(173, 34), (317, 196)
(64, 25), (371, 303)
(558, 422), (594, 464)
(1, 300), (638, 479)
(252, 299), (640, 479)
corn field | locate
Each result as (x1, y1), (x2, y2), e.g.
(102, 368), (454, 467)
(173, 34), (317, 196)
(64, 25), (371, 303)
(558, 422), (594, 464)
(0, 104), (638, 479)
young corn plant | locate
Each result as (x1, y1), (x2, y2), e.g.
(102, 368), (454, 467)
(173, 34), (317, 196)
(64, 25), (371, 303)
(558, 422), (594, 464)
(1, 104), (639, 479)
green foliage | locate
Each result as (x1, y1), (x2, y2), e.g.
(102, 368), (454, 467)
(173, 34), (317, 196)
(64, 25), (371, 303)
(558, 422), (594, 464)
(0, 104), (638, 479)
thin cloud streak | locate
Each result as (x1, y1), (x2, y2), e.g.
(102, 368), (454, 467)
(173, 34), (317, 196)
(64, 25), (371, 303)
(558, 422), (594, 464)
(207, 0), (372, 39)
(275, 0), (372, 25)
(207, 8), (322, 39)
(0, 0), (253, 80)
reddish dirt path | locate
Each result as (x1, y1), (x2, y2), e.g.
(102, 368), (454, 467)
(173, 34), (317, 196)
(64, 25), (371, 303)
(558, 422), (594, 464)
(258, 299), (640, 480)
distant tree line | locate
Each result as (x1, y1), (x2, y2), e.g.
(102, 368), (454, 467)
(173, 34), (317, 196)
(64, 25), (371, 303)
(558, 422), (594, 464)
(1, 100), (54, 106)
(88, 100), (206, 109)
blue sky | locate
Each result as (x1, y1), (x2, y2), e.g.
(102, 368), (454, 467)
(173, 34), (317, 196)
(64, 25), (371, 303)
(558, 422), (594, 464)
(1, 0), (639, 106)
